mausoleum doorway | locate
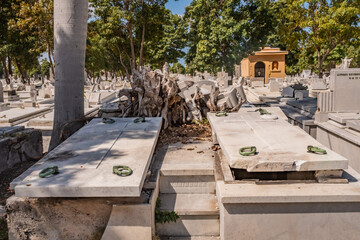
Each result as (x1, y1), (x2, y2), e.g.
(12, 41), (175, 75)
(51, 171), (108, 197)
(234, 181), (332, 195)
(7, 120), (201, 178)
(254, 61), (265, 81)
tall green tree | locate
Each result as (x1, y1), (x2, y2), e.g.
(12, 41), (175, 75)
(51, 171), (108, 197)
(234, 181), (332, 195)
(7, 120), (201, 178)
(86, 21), (108, 81)
(14, 0), (55, 77)
(4, 0), (44, 83)
(90, 0), (165, 72)
(277, 0), (360, 77)
(0, 0), (11, 83)
(347, 45), (360, 68)
(169, 62), (185, 74)
(40, 59), (51, 78)
(145, 12), (187, 69)
(88, 0), (186, 78)
(185, 0), (277, 75)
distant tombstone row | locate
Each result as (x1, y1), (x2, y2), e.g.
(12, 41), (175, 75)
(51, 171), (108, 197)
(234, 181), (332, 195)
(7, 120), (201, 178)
(217, 71), (232, 88)
(310, 78), (327, 90)
(269, 78), (282, 92)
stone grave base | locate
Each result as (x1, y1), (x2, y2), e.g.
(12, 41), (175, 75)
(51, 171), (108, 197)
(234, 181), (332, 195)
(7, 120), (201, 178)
(316, 122), (360, 174)
(6, 191), (156, 240)
(216, 150), (360, 240)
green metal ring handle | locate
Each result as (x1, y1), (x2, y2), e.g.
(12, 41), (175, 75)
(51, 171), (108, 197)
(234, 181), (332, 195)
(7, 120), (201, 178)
(307, 145), (327, 155)
(215, 111), (228, 117)
(134, 117), (146, 123)
(113, 165), (133, 177)
(239, 146), (257, 156)
(103, 118), (115, 124)
(39, 166), (59, 178)
(255, 108), (271, 115)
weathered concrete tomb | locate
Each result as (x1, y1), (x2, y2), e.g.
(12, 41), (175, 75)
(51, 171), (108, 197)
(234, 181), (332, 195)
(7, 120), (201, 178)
(208, 108), (360, 240)
(8, 117), (162, 239)
(315, 68), (360, 173)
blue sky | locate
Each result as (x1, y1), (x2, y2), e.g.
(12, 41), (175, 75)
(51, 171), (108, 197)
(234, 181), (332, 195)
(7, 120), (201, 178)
(165, 0), (192, 15)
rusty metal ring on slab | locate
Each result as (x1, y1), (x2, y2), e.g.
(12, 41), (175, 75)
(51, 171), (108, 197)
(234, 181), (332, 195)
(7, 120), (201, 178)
(134, 117), (146, 123)
(39, 166), (59, 178)
(215, 111), (228, 117)
(239, 146), (257, 156)
(255, 108), (271, 115)
(102, 118), (115, 124)
(307, 145), (327, 155)
(113, 165), (133, 177)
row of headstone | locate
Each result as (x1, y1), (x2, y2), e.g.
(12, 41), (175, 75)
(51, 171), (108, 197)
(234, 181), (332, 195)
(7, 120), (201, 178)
(217, 71), (232, 88)
(281, 86), (309, 100)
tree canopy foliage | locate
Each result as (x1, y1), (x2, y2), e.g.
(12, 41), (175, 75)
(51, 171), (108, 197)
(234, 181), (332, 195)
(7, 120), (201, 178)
(87, 0), (187, 80)
(184, 0), (278, 74)
(0, 0), (359, 80)
(277, 0), (360, 76)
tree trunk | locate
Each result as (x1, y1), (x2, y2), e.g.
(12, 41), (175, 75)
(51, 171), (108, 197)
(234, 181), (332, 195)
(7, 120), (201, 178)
(49, 0), (89, 151)
(7, 57), (12, 76)
(316, 48), (323, 78)
(47, 44), (55, 79)
(14, 59), (26, 84)
(128, 23), (136, 71)
(139, 22), (146, 68)
(1, 57), (10, 84)
(117, 46), (131, 81)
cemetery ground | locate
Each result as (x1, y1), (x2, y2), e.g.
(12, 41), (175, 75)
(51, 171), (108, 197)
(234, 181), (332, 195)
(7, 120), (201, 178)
(0, 157), (42, 240)
(1, 64), (360, 239)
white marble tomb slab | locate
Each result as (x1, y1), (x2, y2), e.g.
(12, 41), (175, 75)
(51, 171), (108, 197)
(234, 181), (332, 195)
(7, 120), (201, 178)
(208, 108), (347, 172)
(328, 113), (360, 124)
(346, 120), (360, 132)
(14, 117), (162, 197)
(0, 107), (51, 126)
(27, 107), (100, 129)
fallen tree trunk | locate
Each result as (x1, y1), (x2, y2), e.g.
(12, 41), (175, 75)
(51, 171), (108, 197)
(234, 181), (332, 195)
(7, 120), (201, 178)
(116, 64), (246, 129)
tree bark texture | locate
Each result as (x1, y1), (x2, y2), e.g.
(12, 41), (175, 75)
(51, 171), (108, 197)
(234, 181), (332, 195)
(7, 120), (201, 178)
(115, 65), (245, 130)
(1, 57), (10, 84)
(49, 0), (89, 151)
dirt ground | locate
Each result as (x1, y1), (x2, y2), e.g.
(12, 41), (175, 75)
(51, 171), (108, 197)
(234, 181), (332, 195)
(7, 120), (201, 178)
(157, 121), (212, 150)
(0, 159), (39, 240)
(0, 160), (38, 206)
(0, 218), (7, 240)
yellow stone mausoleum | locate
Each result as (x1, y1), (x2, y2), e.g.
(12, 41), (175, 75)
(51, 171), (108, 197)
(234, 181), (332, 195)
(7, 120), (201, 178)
(240, 47), (288, 84)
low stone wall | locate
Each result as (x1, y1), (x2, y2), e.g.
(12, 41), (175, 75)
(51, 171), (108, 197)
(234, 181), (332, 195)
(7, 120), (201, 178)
(0, 129), (43, 174)
(220, 202), (360, 240)
(6, 195), (149, 240)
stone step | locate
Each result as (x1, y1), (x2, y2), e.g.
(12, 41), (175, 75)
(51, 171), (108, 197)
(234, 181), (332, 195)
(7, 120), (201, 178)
(159, 194), (219, 216)
(159, 141), (216, 194)
(156, 215), (220, 237)
(102, 204), (152, 240)
(160, 141), (215, 177)
(160, 237), (220, 240)
(159, 175), (216, 194)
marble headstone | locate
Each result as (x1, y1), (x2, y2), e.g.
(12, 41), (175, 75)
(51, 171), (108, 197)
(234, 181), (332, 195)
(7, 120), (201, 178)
(330, 68), (360, 112)
(281, 86), (294, 98)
